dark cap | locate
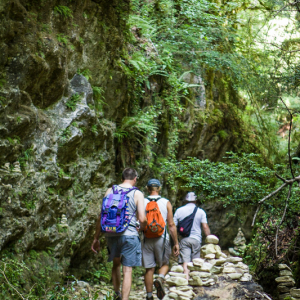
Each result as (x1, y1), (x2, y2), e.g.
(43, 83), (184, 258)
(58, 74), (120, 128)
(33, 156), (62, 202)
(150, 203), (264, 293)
(147, 179), (161, 187)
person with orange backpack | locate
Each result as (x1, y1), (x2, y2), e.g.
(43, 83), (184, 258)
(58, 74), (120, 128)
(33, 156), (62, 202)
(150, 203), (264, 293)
(142, 179), (179, 300)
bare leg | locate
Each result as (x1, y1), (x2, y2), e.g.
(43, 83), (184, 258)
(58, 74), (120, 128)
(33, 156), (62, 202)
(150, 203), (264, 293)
(144, 267), (155, 292)
(158, 264), (169, 276)
(122, 265), (132, 300)
(112, 257), (121, 293)
(183, 262), (189, 280)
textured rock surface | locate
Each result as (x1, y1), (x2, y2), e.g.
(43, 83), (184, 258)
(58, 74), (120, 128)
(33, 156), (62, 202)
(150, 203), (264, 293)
(0, 0), (258, 289)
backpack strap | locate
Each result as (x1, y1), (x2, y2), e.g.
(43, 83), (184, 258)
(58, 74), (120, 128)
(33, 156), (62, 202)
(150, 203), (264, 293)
(115, 186), (138, 227)
(147, 196), (161, 202)
(189, 206), (198, 227)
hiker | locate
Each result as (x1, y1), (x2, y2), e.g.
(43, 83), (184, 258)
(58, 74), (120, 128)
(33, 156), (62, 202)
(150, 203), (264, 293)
(91, 168), (147, 300)
(142, 179), (180, 300)
(173, 191), (211, 279)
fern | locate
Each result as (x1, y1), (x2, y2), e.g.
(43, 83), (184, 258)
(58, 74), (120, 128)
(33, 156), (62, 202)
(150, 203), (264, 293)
(54, 5), (73, 19)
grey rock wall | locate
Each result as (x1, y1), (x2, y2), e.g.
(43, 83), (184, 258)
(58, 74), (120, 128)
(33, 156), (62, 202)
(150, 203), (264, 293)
(0, 0), (255, 282)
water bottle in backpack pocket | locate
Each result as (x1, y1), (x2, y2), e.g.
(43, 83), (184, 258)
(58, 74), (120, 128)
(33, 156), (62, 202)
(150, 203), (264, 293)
(101, 185), (137, 233)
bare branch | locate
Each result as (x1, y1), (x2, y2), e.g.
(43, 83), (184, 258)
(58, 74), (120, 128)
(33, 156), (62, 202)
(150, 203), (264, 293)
(275, 185), (292, 257)
(252, 183), (287, 226)
(258, 183), (287, 204)
(0, 264), (26, 300)
(275, 173), (286, 182)
(280, 97), (294, 179)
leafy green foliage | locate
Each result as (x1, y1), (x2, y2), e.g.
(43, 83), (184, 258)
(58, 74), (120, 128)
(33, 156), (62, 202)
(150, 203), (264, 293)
(115, 109), (158, 143)
(77, 69), (92, 81)
(163, 151), (300, 275)
(66, 93), (82, 111)
(163, 152), (275, 208)
(18, 148), (33, 170)
(57, 34), (69, 45)
(92, 86), (106, 111)
(54, 5), (73, 19)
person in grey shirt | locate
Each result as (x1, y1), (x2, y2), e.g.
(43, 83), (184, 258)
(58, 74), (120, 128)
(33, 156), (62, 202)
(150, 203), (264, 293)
(173, 192), (211, 279)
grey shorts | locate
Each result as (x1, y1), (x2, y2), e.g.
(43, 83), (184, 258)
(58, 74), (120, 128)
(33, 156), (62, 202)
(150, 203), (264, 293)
(142, 237), (171, 269)
(106, 235), (142, 267)
(178, 237), (201, 263)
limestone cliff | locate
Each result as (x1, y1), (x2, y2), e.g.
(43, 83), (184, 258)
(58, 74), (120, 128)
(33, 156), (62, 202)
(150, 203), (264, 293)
(0, 0), (255, 290)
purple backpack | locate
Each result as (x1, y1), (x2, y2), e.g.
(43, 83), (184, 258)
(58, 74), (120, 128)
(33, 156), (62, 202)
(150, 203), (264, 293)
(101, 185), (138, 233)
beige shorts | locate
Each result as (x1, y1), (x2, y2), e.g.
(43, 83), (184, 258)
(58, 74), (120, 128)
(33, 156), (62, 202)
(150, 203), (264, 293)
(142, 237), (171, 268)
(178, 237), (201, 263)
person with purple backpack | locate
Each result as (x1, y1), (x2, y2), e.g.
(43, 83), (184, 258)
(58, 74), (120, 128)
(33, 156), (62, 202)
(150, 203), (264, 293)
(91, 168), (147, 300)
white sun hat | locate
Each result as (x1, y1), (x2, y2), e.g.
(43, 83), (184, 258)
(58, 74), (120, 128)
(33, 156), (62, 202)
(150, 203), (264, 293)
(185, 192), (197, 201)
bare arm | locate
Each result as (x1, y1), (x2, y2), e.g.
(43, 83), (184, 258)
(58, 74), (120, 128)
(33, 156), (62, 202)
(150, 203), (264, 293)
(91, 187), (112, 253)
(202, 223), (211, 237)
(135, 190), (147, 231)
(166, 201), (179, 256)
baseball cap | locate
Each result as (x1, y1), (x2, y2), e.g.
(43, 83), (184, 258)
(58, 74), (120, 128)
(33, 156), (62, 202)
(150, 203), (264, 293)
(147, 179), (161, 187)
(185, 192), (197, 201)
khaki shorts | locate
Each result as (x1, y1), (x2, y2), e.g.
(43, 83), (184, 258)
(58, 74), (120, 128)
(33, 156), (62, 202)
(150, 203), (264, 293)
(142, 237), (171, 268)
(178, 237), (201, 263)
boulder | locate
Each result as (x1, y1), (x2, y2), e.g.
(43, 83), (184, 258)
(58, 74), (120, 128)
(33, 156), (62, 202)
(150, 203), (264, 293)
(279, 293), (291, 300)
(205, 253), (215, 259)
(187, 262), (195, 271)
(169, 292), (179, 299)
(291, 289), (300, 298)
(214, 245), (223, 258)
(279, 264), (292, 272)
(192, 258), (205, 266)
(166, 277), (188, 287)
(235, 262), (249, 271)
(189, 276), (203, 286)
(202, 278), (216, 286)
(201, 244), (217, 256)
(211, 266), (224, 274)
(169, 272), (187, 278)
(227, 273), (243, 280)
(275, 276), (295, 284)
(240, 273), (252, 282)
(205, 235), (219, 244)
(277, 285), (291, 293)
(280, 270), (293, 277)
(278, 282), (295, 287)
(200, 262), (213, 272)
(176, 286), (193, 291)
(226, 257), (243, 264)
(215, 258), (227, 266)
(223, 267), (236, 274)
(189, 271), (211, 278)
(171, 265), (184, 273)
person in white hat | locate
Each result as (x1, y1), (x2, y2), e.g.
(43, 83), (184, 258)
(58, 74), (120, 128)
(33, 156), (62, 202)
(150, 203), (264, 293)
(173, 192), (211, 279)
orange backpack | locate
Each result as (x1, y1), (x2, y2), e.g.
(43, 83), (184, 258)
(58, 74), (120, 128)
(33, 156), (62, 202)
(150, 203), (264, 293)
(144, 197), (166, 238)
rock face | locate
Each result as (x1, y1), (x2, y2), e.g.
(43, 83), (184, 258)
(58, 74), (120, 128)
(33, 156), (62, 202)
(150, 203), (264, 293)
(0, 0), (257, 292)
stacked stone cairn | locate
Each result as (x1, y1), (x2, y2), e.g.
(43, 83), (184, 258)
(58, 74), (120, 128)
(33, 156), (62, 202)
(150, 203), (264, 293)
(164, 235), (252, 299)
(229, 227), (247, 256)
(166, 265), (196, 300)
(275, 264), (298, 300)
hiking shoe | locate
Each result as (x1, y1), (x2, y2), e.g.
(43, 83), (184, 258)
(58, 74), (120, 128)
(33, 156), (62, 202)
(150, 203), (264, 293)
(113, 291), (122, 300)
(146, 296), (154, 300)
(154, 277), (165, 300)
